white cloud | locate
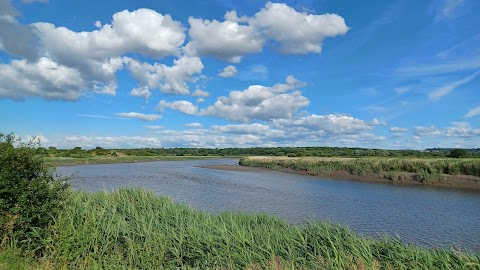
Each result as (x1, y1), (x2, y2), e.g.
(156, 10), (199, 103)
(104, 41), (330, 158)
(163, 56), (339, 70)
(62, 135), (162, 148)
(445, 122), (480, 138)
(185, 17), (264, 63)
(465, 105), (480, 118)
(185, 122), (202, 127)
(158, 100), (198, 115)
(414, 125), (442, 136)
(219, 65), (237, 77)
(115, 112), (162, 121)
(192, 89), (209, 97)
(273, 114), (373, 134)
(130, 86), (152, 99)
(200, 76), (308, 122)
(0, 8), (188, 101)
(212, 123), (271, 135)
(428, 71), (480, 101)
(389, 127), (409, 132)
(0, 0), (39, 59)
(0, 57), (86, 101)
(124, 56), (204, 96)
(184, 2), (348, 62)
(371, 118), (386, 126)
(249, 2), (349, 54)
(196, 98), (205, 103)
(34, 9), (185, 61)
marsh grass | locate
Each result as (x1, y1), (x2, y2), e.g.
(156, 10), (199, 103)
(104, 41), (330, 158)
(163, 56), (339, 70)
(11, 189), (475, 269)
(240, 157), (480, 183)
(43, 155), (221, 166)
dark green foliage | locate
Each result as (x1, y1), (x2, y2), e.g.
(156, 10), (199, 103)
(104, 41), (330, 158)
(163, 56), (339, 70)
(0, 133), (68, 250)
(449, 149), (468, 158)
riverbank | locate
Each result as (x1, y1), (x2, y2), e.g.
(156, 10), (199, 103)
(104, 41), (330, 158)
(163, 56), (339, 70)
(44, 155), (226, 166)
(229, 156), (480, 191)
(2, 189), (479, 269)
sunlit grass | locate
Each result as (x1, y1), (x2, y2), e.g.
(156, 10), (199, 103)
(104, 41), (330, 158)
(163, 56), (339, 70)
(240, 156), (480, 182)
(10, 189), (476, 269)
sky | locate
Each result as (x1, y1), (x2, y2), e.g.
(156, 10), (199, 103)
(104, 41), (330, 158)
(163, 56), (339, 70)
(0, 0), (479, 149)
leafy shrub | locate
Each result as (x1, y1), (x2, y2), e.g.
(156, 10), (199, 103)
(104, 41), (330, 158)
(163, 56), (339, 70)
(0, 133), (68, 249)
(449, 149), (467, 158)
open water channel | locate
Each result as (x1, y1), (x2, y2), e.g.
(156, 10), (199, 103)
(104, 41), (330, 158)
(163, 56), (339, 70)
(57, 158), (480, 252)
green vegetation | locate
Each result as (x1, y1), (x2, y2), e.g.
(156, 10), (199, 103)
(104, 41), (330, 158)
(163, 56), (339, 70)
(449, 149), (468, 158)
(239, 157), (480, 183)
(0, 134), (68, 251)
(2, 134), (480, 269)
(1, 189), (478, 269)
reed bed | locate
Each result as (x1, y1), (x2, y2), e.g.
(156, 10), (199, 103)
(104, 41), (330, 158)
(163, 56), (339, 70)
(240, 157), (480, 183)
(22, 189), (478, 269)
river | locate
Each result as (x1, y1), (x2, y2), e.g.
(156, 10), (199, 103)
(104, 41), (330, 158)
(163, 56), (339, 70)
(56, 158), (480, 252)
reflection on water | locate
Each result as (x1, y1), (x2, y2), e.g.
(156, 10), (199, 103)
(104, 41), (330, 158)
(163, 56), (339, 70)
(57, 158), (480, 252)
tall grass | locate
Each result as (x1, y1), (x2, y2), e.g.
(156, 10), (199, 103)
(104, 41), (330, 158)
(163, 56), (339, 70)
(20, 189), (478, 269)
(240, 157), (480, 183)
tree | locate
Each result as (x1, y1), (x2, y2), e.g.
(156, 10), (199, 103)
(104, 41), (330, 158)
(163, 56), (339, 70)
(0, 133), (68, 249)
(449, 149), (467, 158)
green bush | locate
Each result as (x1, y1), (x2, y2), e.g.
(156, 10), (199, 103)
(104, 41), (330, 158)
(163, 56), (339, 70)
(449, 149), (467, 158)
(0, 133), (68, 250)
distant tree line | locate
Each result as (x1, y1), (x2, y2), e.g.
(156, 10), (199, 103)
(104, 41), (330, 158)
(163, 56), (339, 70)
(45, 146), (480, 158)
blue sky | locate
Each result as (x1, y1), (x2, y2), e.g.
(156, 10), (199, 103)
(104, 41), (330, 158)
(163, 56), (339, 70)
(0, 0), (479, 149)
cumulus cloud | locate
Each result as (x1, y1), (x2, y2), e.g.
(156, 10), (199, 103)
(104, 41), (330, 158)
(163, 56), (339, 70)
(130, 86), (152, 99)
(200, 76), (309, 122)
(185, 2), (348, 62)
(0, 57), (86, 101)
(192, 89), (209, 97)
(0, 0), (39, 59)
(428, 70), (480, 101)
(158, 100), (198, 115)
(185, 17), (264, 63)
(34, 9), (185, 61)
(273, 114), (373, 134)
(0, 7), (189, 101)
(212, 123), (271, 135)
(389, 127), (409, 132)
(185, 122), (202, 127)
(219, 65), (237, 77)
(414, 125), (442, 136)
(465, 105), (480, 118)
(124, 56), (204, 96)
(249, 2), (349, 54)
(115, 112), (162, 121)
(445, 122), (480, 138)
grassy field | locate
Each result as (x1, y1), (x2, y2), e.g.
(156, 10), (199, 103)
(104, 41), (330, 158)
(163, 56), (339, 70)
(239, 156), (480, 183)
(43, 154), (224, 166)
(1, 189), (479, 269)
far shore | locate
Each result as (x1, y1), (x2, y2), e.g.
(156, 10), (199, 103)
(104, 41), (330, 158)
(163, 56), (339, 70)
(200, 164), (480, 191)
(45, 155), (231, 167)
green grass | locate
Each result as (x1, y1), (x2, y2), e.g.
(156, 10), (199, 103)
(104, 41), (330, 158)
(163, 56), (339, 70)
(6, 189), (479, 269)
(44, 155), (223, 166)
(240, 157), (480, 183)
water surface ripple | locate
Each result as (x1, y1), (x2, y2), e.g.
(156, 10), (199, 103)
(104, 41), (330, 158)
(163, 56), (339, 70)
(57, 159), (480, 252)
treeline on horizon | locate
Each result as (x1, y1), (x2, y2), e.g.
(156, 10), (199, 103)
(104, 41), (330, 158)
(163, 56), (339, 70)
(43, 146), (480, 158)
